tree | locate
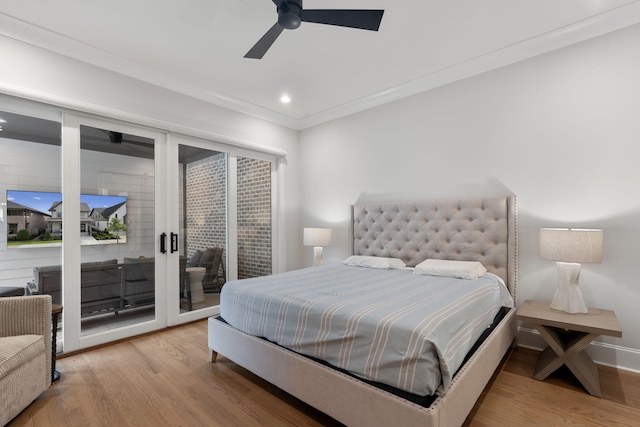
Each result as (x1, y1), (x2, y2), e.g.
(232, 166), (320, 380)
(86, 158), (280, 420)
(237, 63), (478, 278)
(16, 229), (31, 241)
(107, 218), (127, 242)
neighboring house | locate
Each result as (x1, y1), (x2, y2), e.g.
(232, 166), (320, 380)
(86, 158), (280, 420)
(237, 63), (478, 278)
(6, 201), (50, 237)
(89, 207), (107, 231)
(46, 201), (92, 236)
(89, 202), (126, 232)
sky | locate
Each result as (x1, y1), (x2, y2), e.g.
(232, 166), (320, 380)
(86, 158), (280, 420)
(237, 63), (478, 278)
(7, 190), (126, 215)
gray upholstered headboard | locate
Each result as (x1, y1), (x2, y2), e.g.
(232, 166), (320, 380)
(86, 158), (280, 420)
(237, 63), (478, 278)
(349, 196), (517, 298)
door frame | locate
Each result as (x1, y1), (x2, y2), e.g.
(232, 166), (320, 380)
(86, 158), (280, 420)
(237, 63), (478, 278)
(166, 133), (230, 325)
(166, 134), (281, 326)
(62, 113), (168, 352)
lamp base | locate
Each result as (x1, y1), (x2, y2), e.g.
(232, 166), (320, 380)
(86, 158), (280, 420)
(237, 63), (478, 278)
(312, 246), (324, 267)
(550, 262), (588, 314)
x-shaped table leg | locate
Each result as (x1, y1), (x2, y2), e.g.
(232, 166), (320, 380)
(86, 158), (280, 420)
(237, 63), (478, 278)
(532, 324), (602, 397)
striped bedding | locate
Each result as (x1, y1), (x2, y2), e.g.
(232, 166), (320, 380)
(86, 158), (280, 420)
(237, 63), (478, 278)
(219, 263), (512, 396)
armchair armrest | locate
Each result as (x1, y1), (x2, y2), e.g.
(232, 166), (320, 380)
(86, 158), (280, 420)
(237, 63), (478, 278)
(0, 295), (52, 377)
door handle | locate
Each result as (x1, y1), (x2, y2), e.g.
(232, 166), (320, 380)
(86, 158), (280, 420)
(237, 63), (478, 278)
(160, 232), (167, 254)
(171, 232), (179, 253)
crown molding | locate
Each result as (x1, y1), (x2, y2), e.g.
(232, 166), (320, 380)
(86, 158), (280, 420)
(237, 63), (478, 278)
(0, 13), (300, 130)
(298, 1), (640, 129)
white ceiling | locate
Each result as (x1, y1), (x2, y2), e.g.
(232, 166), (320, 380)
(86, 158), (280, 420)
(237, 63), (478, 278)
(1, 0), (640, 130)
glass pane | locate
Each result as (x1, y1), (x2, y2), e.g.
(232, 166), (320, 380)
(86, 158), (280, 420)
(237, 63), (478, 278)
(237, 156), (271, 279)
(0, 108), (62, 351)
(79, 125), (156, 335)
(179, 145), (227, 312)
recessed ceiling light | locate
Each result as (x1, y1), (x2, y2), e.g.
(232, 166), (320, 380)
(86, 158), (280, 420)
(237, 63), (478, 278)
(280, 95), (291, 104)
(0, 118), (6, 123)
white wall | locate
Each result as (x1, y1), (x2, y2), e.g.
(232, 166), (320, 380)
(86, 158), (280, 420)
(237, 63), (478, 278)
(80, 148), (157, 262)
(0, 138), (179, 285)
(0, 34), (302, 272)
(0, 138), (62, 284)
(299, 24), (640, 371)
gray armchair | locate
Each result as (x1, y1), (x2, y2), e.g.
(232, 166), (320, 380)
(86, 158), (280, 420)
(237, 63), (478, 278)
(0, 295), (52, 426)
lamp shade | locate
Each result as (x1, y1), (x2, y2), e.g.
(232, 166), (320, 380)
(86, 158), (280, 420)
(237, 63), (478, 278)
(539, 228), (603, 263)
(303, 228), (332, 247)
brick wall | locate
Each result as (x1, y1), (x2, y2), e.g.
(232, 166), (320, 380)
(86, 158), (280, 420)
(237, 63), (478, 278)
(237, 156), (272, 279)
(185, 154), (271, 280)
(186, 153), (227, 259)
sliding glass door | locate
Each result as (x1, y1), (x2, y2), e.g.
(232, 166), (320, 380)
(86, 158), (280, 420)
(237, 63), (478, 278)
(63, 115), (167, 352)
(175, 140), (228, 318)
(167, 136), (227, 323)
(167, 138), (277, 324)
(78, 123), (158, 337)
(2, 94), (282, 350)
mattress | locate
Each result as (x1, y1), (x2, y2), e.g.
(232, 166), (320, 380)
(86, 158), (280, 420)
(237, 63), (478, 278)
(220, 263), (512, 396)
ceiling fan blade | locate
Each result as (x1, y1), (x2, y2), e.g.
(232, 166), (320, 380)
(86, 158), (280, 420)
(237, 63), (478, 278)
(244, 22), (285, 59)
(301, 9), (384, 31)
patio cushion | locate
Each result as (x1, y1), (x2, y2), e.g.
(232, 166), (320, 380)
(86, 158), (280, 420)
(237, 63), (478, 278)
(188, 250), (203, 265)
(0, 287), (25, 297)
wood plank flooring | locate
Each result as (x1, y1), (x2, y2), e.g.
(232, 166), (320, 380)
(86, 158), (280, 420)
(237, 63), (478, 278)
(9, 320), (640, 426)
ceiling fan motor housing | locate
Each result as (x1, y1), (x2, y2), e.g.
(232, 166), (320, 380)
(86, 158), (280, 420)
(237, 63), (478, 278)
(278, 0), (302, 29)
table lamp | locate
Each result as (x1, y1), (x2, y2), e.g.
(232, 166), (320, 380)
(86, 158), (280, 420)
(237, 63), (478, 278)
(303, 227), (332, 267)
(539, 228), (603, 314)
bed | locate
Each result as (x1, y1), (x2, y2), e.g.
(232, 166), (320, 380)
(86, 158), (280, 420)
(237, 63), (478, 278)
(208, 196), (517, 427)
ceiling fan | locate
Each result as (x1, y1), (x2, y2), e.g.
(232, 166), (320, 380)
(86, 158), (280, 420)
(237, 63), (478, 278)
(245, 0), (384, 59)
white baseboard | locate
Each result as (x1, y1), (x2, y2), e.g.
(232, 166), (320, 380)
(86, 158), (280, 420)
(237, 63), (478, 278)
(516, 327), (640, 374)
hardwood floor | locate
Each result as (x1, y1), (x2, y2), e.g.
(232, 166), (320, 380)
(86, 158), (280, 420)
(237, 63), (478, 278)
(9, 320), (640, 426)
(464, 347), (640, 427)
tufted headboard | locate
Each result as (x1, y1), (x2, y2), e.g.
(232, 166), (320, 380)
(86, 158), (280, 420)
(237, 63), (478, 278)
(348, 196), (517, 298)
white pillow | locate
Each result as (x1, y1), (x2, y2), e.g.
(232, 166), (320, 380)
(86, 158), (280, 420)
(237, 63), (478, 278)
(343, 255), (406, 270)
(414, 259), (487, 280)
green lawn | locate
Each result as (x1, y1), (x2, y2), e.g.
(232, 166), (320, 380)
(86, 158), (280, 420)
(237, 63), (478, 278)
(7, 240), (62, 247)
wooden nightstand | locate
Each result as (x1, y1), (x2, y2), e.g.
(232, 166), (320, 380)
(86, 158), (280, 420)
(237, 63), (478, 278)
(516, 299), (622, 397)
